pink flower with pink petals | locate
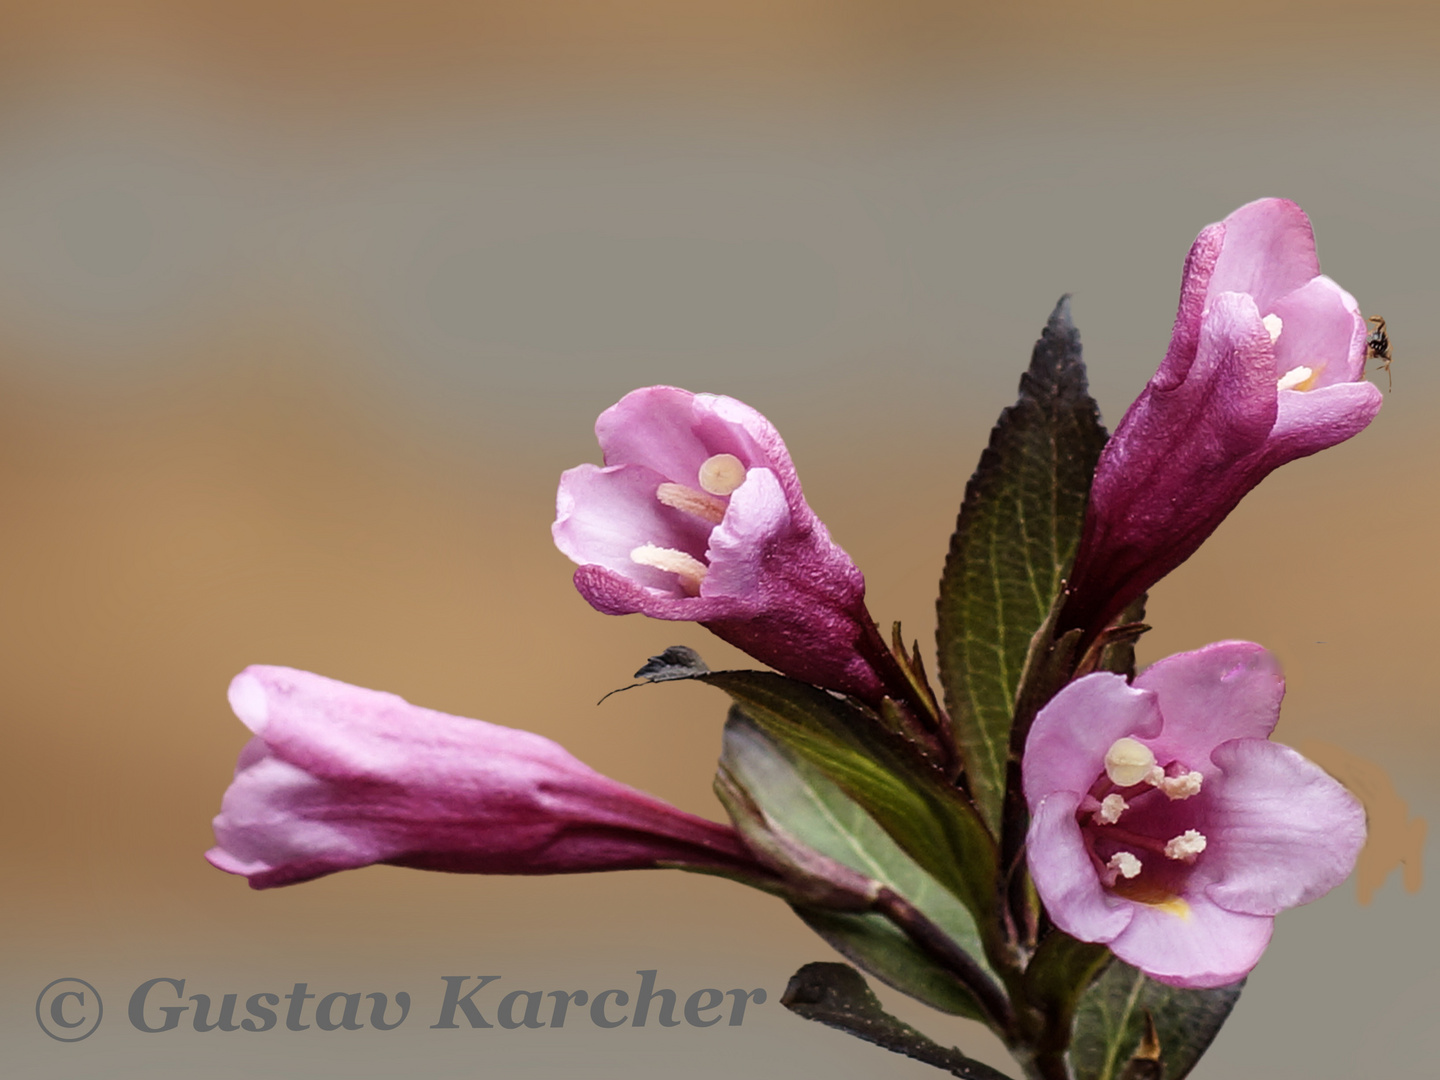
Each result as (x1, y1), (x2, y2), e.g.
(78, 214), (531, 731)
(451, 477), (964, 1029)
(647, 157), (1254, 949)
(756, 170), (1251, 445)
(553, 385), (888, 701)
(1023, 642), (1365, 989)
(207, 666), (770, 889)
(1063, 198), (1383, 640)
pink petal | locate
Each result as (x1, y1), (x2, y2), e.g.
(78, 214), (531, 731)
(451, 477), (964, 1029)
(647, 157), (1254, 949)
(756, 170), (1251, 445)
(1027, 792), (1134, 944)
(1154, 222), (1225, 390)
(1201, 739), (1367, 916)
(553, 463), (712, 590)
(570, 562), (745, 621)
(1265, 379), (1384, 465)
(1134, 643), (1283, 775)
(1208, 198), (1320, 313)
(1268, 275), (1367, 386)
(1109, 893), (1273, 989)
(1023, 673), (1163, 806)
(703, 467), (791, 598)
(596, 385), (721, 481)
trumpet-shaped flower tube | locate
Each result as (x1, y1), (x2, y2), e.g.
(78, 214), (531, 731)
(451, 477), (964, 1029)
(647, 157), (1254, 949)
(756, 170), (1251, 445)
(1063, 198), (1383, 639)
(1023, 642), (1365, 989)
(207, 666), (772, 890)
(554, 386), (887, 700)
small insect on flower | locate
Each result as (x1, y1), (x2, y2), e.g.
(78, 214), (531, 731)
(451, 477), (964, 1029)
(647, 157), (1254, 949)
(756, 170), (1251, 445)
(1367, 315), (1393, 391)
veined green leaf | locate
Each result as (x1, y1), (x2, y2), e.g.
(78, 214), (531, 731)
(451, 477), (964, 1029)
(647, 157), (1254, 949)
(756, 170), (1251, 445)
(720, 711), (1002, 1013)
(1070, 961), (1243, 1080)
(699, 669), (998, 935)
(936, 297), (1108, 835)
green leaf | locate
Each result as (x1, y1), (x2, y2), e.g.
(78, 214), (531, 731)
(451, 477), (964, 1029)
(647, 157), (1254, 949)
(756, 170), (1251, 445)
(781, 962), (1018, 1080)
(1069, 961), (1244, 1080)
(793, 909), (985, 1020)
(936, 296), (1108, 835)
(717, 709), (994, 1020)
(699, 669), (998, 934)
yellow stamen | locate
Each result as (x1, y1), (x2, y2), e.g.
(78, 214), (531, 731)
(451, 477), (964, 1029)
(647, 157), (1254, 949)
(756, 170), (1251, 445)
(655, 483), (727, 525)
(698, 453), (747, 496)
(629, 544), (708, 595)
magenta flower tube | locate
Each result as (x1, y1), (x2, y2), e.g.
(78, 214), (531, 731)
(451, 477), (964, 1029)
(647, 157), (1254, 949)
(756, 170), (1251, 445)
(1063, 198), (1383, 640)
(1022, 642), (1365, 988)
(207, 666), (771, 889)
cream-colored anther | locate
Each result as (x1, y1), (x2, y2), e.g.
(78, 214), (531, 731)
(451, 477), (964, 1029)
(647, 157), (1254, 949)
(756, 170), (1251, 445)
(1263, 313), (1284, 343)
(1108, 852), (1143, 880)
(698, 453), (747, 496)
(1155, 770), (1203, 800)
(1095, 794), (1128, 825)
(1164, 829), (1208, 862)
(1277, 365), (1315, 392)
(655, 483), (727, 525)
(1104, 737), (1157, 787)
(630, 544), (708, 596)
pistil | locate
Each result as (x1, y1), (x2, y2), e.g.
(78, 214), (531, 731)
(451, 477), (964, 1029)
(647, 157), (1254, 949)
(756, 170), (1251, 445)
(698, 453), (747, 495)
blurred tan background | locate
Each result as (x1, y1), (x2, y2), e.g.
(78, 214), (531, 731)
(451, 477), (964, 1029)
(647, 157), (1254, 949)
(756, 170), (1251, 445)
(2, 3), (1435, 1077)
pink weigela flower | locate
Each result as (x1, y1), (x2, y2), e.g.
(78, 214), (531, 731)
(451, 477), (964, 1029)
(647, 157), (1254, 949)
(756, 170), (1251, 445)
(553, 385), (886, 701)
(208, 666), (769, 889)
(1023, 642), (1365, 988)
(1063, 198), (1384, 639)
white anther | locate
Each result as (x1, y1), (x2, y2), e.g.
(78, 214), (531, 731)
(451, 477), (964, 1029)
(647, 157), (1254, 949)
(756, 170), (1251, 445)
(1155, 770), (1203, 800)
(1094, 794), (1128, 825)
(1262, 313), (1284, 343)
(1108, 852), (1143, 880)
(629, 544), (708, 595)
(1164, 829), (1208, 862)
(655, 482), (727, 525)
(1277, 365), (1314, 392)
(1104, 737), (1157, 787)
(698, 453), (747, 496)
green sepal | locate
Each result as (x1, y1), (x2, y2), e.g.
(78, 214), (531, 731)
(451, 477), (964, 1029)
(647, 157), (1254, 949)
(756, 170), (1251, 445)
(1069, 961), (1243, 1080)
(935, 296), (1108, 835)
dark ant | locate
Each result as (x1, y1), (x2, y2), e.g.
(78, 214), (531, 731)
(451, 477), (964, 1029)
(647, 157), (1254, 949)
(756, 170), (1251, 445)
(1366, 315), (1392, 392)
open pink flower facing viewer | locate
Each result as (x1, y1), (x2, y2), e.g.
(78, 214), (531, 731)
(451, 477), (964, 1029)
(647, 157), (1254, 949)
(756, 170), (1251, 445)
(1023, 642), (1366, 988)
